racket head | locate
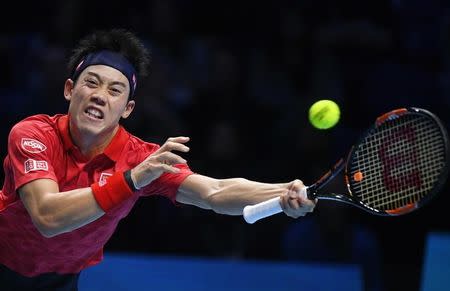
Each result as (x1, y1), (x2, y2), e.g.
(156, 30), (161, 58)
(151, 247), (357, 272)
(344, 107), (449, 216)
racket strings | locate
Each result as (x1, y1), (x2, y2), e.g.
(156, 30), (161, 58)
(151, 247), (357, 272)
(371, 123), (443, 209)
(349, 114), (446, 211)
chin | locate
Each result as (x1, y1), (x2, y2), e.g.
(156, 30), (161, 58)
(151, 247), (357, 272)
(80, 124), (104, 137)
(74, 116), (103, 135)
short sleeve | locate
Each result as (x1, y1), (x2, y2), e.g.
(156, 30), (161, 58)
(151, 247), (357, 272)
(7, 120), (57, 190)
(140, 163), (194, 202)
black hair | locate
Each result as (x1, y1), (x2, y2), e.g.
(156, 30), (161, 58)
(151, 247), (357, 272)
(68, 28), (151, 83)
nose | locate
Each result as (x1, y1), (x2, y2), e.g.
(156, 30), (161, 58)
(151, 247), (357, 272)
(90, 93), (107, 106)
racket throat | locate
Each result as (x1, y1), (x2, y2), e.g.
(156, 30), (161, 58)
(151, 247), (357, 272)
(312, 192), (354, 204)
(306, 158), (346, 200)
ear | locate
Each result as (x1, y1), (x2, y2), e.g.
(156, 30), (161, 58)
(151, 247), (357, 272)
(64, 79), (74, 101)
(122, 100), (135, 119)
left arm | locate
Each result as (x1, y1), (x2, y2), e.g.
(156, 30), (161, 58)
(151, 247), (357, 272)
(176, 174), (316, 218)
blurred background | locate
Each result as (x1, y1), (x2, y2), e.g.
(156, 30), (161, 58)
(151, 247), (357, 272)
(1, 0), (450, 290)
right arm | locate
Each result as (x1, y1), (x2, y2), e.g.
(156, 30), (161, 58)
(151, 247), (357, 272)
(7, 119), (106, 238)
(19, 136), (190, 238)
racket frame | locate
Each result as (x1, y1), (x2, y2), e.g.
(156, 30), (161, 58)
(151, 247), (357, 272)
(315, 107), (450, 216)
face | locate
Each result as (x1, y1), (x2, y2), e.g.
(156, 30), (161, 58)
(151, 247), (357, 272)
(64, 65), (135, 142)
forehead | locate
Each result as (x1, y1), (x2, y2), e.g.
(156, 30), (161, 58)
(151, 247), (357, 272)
(79, 65), (129, 86)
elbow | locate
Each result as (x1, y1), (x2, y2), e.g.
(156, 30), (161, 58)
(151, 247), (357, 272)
(20, 188), (65, 238)
(206, 191), (235, 215)
(39, 229), (57, 239)
(40, 228), (59, 238)
(32, 214), (61, 238)
(204, 184), (226, 214)
(205, 178), (246, 215)
(205, 194), (222, 214)
(36, 221), (59, 238)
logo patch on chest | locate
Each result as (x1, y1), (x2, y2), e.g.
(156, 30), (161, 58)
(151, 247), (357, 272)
(99, 173), (113, 186)
(24, 159), (48, 173)
(21, 138), (47, 153)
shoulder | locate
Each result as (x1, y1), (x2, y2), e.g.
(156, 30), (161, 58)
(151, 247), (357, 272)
(9, 114), (62, 142)
(123, 130), (161, 154)
(11, 114), (60, 134)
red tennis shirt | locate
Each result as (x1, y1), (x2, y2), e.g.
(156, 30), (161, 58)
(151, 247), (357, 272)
(0, 114), (193, 276)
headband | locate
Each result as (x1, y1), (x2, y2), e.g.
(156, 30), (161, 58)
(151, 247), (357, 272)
(72, 50), (137, 97)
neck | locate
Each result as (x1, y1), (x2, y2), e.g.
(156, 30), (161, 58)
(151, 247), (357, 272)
(69, 123), (119, 160)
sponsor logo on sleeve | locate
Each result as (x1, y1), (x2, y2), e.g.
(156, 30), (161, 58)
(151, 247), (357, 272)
(21, 138), (47, 153)
(24, 159), (48, 173)
(99, 172), (113, 186)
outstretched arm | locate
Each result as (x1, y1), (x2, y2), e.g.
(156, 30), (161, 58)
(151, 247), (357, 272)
(176, 174), (316, 218)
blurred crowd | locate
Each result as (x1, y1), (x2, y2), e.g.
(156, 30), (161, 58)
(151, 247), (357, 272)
(1, 1), (450, 290)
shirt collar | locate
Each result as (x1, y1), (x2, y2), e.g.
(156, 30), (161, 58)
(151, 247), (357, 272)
(57, 114), (129, 162)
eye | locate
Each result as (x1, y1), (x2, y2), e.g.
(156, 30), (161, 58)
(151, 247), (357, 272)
(109, 87), (123, 95)
(86, 79), (98, 87)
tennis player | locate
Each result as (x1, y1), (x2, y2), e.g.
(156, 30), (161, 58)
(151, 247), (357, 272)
(0, 28), (316, 290)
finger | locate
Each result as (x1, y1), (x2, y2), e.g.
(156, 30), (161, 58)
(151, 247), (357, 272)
(167, 136), (190, 143)
(160, 163), (181, 174)
(157, 152), (187, 165)
(287, 191), (301, 210)
(288, 179), (305, 192)
(280, 194), (302, 218)
(287, 188), (315, 216)
(158, 141), (190, 153)
(279, 194), (288, 211)
(287, 180), (309, 203)
(298, 196), (316, 212)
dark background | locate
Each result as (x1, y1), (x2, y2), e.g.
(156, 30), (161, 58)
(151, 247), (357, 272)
(1, 1), (449, 291)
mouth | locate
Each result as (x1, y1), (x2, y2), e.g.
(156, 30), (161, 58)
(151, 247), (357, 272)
(84, 106), (104, 120)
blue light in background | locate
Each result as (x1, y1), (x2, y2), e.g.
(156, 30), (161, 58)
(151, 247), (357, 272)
(79, 252), (362, 291)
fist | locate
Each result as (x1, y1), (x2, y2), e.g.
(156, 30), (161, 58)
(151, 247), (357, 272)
(280, 179), (317, 218)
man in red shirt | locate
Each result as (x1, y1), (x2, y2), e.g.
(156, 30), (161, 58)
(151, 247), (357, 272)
(0, 28), (316, 290)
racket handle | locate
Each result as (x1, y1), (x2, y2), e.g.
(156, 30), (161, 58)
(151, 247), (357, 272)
(243, 197), (282, 224)
(243, 187), (308, 224)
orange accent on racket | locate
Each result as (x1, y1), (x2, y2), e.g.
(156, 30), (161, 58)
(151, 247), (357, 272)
(386, 203), (417, 215)
(376, 108), (408, 126)
(353, 171), (363, 182)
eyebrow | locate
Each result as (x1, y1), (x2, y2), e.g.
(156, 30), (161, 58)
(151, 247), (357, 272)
(85, 71), (127, 88)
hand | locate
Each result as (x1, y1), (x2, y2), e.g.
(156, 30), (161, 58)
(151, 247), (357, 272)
(280, 179), (317, 218)
(131, 136), (190, 189)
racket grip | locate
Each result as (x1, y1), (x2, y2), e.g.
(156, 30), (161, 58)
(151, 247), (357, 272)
(243, 197), (282, 224)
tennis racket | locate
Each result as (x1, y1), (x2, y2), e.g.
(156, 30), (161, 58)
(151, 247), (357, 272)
(243, 107), (449, 224)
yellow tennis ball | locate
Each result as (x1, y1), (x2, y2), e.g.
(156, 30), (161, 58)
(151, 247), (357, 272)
(308, 99), (340, 129)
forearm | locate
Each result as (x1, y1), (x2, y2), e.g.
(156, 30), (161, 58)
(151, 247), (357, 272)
(20, 179), (105, 238)
(38, 187), (104, 237)
(19, 179), (104, 241)
(177, 175), (289, 216)
(21, 171), (135, 237)
(208, 178), (289, 215)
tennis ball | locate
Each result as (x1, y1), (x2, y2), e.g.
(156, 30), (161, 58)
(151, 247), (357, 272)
(308, 99), (340, 129)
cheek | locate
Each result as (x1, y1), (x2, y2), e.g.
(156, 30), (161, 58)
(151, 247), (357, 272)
(77, 86), (92, 97)
(69, 88), (84, 102)
(110, 101), (127, 118)
(67, 93), (89, 115)
(68, 95), (83, 109)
